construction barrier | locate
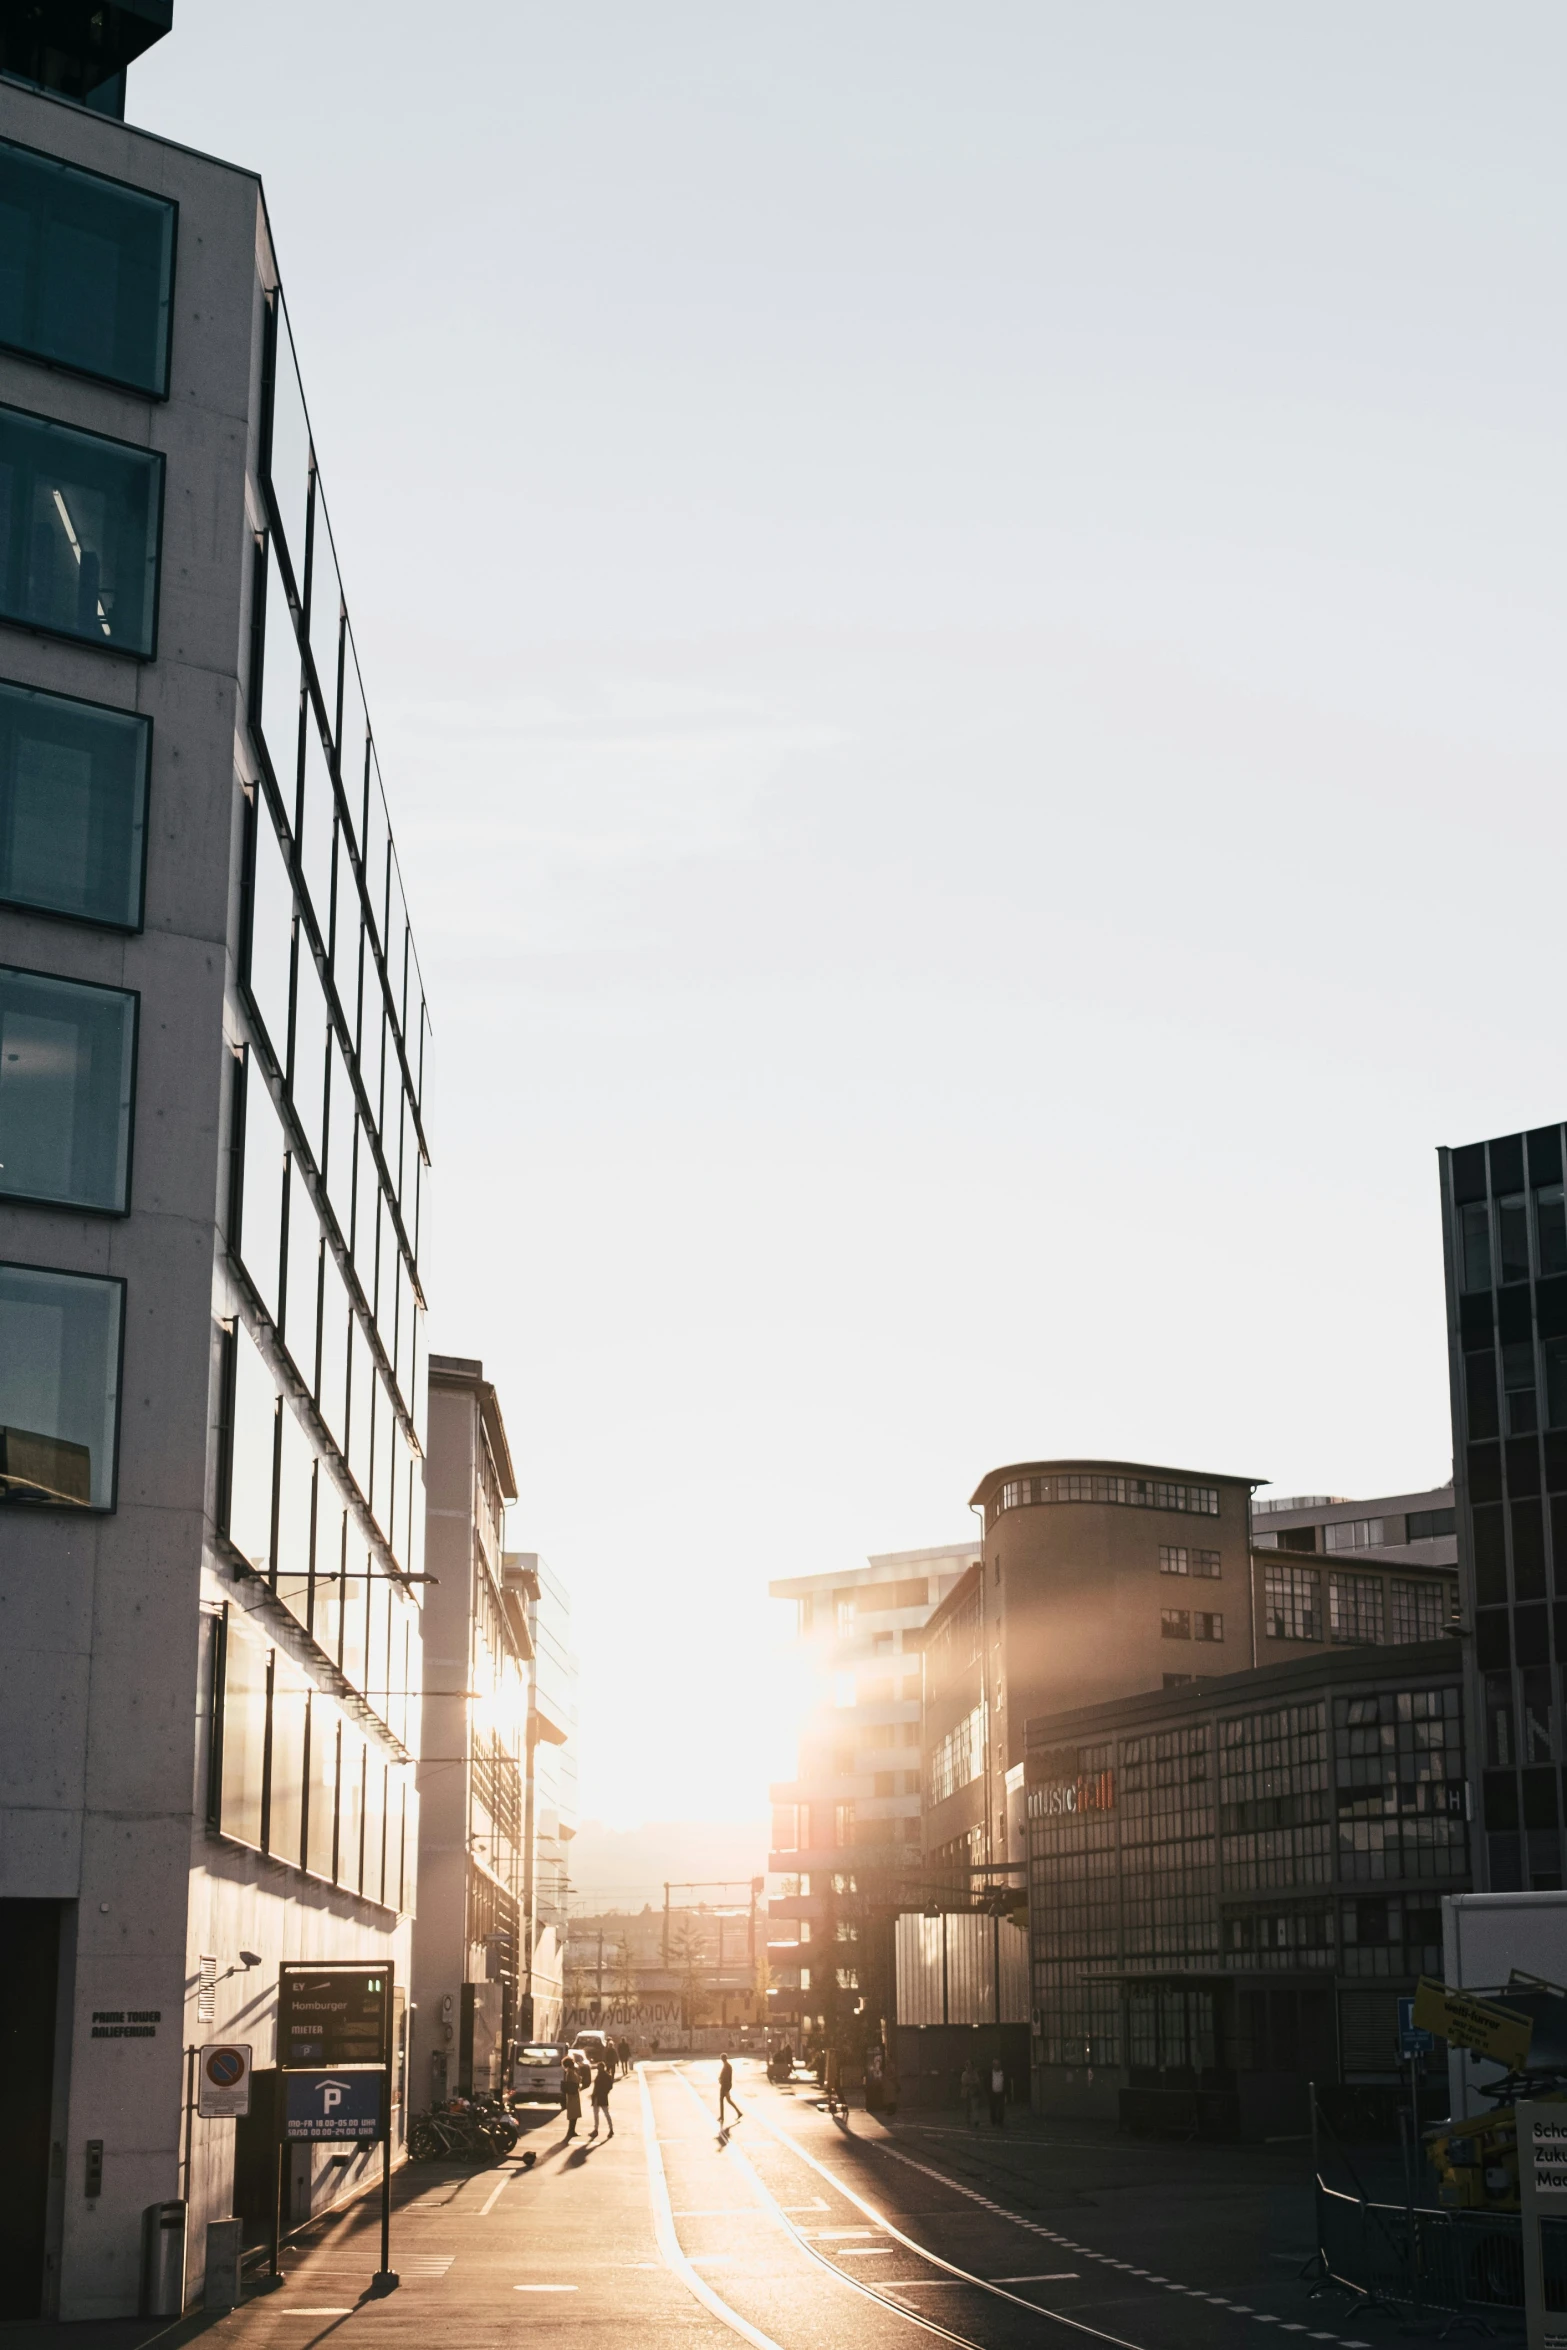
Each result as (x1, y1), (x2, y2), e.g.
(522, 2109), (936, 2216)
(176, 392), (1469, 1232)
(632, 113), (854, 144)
(1313, 2175), (1567, 2321)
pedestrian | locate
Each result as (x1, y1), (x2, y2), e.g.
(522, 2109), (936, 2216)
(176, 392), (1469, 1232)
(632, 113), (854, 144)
(960, 2057), (981, 2128)
(589, 2056), (615, 2139)
(618, 2035), (632, 2076)
(561, 2051), (583, 2141)
(718, 2050), (743, 2126)
(988, 2055), (1006, 2128)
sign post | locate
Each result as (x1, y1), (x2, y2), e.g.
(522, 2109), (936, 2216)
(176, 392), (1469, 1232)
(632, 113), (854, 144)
(1516, 2100), (1567, 2350)
(277, 1964), (397, 2294)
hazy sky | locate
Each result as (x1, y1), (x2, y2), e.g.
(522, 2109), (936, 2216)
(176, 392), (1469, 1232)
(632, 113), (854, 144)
(137, 5), (1567, 1830)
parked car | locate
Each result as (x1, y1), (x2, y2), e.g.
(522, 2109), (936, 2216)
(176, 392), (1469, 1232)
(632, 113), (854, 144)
(570, 2029), (613, 2064)
(513, 2043), (567, 2103)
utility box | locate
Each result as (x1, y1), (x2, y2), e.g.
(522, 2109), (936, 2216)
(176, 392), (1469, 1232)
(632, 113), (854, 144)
(203, 2217), (243, 2312)
(1442, 1891), (1567, 2124)
(139, 2201), (186, 2319)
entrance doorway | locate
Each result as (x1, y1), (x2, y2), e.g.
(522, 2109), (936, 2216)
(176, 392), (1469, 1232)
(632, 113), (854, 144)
(0, 1899), (64, 2318)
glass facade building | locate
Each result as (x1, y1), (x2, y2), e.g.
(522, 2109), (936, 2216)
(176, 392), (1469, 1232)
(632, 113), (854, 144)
(1440, 1124), (1567, 1893)
(1025, 1643), (1469, 2138)
(0, 54), (430, 2322)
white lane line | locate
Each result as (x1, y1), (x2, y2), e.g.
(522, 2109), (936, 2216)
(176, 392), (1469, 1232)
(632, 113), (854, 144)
(994, 2275), (1081, 2283)
(870, 2140), (1340, 2342)
(726, 2078), (1148, 2350)
(639, 2066), (785, 2350)
(477, 2170), (513, 2216)
(280, 2310), (353, 2317)
(514, 2284), (578, 2292)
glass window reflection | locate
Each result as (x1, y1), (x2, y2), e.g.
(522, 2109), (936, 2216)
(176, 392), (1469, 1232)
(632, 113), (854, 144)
(0, 1260), (122, 1509)
(265, 295), (312, 606)
(0, 404), (162, 654)
(0, 680), (148, 929)
(0, 964), (136, 1212)
(0, 137), (175, 395)
(218, 1610), (268, 1850)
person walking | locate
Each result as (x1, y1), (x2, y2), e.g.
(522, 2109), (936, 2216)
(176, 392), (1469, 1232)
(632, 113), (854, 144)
(589, 2055), (616, 2139)
(717, 2050), (743, 2127)
(960, 2057), (982, 2129)
(561, 2051), (583, 2142)
(988, 2055), (1007, 2128)
(618, 2035), (632, 2077)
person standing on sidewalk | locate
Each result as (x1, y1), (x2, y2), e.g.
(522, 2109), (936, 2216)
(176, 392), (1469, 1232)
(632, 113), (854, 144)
(960, 2057), (982, 2129)
(718, 2050), (743, 2126)
(988, 2055), (1007, 2128)
(561, 2051), (584, 2141)
(589, 2055), (616, 2139)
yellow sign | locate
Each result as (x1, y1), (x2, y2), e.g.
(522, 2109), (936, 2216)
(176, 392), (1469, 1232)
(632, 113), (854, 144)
(1413, 1977), (1533, 2071)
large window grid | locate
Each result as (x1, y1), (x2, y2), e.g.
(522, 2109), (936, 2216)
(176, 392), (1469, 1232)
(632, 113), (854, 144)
(1329, 1571), (1385, 1646)
(1333, 1688), (1467, 1883)
(994, 1473), (1219, 1522)
(1218, 1702), (1331, 1890)
(1264, 1560), (1322, 1642)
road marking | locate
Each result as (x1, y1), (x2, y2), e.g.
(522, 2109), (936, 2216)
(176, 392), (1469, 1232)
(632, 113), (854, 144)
(993, 2275), (1081, 2283)
(280, 2310), (352, 2316)
(514, 2284), (578, 2292)
(639, 2068), (785, 2350)
(478, 2172), (513, 2216)
(715, 2076), (1147, 2350)
(835, 2247), (895, 2256)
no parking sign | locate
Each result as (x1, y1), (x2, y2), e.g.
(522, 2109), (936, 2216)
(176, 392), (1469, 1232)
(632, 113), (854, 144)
(197, 2043), (252, 2118)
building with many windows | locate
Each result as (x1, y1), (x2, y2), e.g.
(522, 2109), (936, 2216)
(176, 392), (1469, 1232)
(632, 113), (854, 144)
(1248, 1485), (1458, 1665)
(1024, 1641), (1470, 2138)
(1440, 1123), (1567, 1893)
(924, 1462), (1258, 1893)
(411, 1359), (522, 2104)
(767, 1543), (978, 2048)
(513, 1549), (577, 2044)
(0, 30), (430, 2319)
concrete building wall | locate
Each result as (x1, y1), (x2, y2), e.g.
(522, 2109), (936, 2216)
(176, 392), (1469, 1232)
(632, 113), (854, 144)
(0, 74), (430, 2317)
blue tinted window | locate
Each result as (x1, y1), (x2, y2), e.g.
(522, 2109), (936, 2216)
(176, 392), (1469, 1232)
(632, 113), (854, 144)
(0, 1260), (123, 1509)
(0, 964), (136, 1212)
(0, 137), (175, 396)
(0, 404), (163, 655)
(0, 679), (148, 927)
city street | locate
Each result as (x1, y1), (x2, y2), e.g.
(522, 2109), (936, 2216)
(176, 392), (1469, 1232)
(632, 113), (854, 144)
(148, 2063), (1420, 2350)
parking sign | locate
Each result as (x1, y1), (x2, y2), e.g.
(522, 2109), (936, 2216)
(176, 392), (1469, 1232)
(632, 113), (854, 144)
(197, 2043), (252, 2119)
(285, 2069), (384, 2142)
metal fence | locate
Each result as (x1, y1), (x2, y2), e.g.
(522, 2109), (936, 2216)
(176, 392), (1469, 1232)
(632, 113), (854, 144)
(1314, 2176), (1567, 2323)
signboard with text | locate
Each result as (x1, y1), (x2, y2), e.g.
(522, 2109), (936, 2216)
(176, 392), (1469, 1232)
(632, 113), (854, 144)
(198, 2043), (253, 2118)
(278, 1967), (389, 2069)
(1516, 2102), (1567, 2350)
(285, 2070), (384, 2142)
(1411, 1977), (1533, 2071)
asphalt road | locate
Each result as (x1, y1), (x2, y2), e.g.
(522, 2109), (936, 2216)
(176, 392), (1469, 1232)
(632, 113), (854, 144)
(189, 2062), (1442, 2350)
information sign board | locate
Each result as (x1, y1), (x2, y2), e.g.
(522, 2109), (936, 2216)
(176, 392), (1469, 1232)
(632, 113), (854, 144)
(1516, 2101), (1567, 2350)
(1397, 1998), (1434, 2061)
(1411, 1976), (1533, 2070)
(285, 2070), (385, 2142)
(197, 2042), (252, 2118)
(278, 1966), (389, 2069)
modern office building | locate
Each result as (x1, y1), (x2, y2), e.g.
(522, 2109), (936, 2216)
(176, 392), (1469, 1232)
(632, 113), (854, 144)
(410, 1359), (522, 2103)
(767, 1542), (979, 2046)
(924, 1462), (1258, 1889)
(1024, 1641), (1470, 2137)
(0, 25), (431, 2318)
(511, 1550), (577, 2044)
(1248, 1485), (1458, 1666)
(1440, 1122), (1567, 1893)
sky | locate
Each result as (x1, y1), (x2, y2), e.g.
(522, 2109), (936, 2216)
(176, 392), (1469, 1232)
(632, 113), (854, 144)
(135, 3), (1567, 1833)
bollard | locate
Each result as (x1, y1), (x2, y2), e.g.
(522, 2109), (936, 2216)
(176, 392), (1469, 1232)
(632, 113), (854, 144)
(204, 2216), (244, 2311)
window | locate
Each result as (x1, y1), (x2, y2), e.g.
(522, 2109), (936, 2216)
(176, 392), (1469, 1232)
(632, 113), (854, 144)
(1329, 1571), (1385, 1646)
(0, 1261), (122, 1508)
(0, 965), (135, 1212)
(1163, 1672), (1194, 1689)
(1160, 1545), (1189, 1576)
(0, 681), (148, 928)
(0, 404), (163, 655)
(1391, 1580), (1445, 1644)
(1057, 1473), (1219, 1515)
(928, 1704), (985, 1804)
(1465, 1350), (1500, 1442)
(1000, 1478), (1031, 1510)
(1194, 1612), (1223, 1642)
(1406, 1508), (1456, 1541)
(1278, 1526), (1317, 1553)
(1161, 1608), (1191, 1639)
(1264, 1561), (1321, 1642)
(1503, 1341), (1538, 1437)
(0, 137), (175, 395)
(1460, 1200), (1492, 1292)
(1325, 1518), (1386, 1552)
(1193, 1548), (1221, 1578)
(834, 1802), (855, 1847)
(1497, 1193), (1530, 1285)
(217, 1608), (268, 1851)
(1538, 1186), (1567, 1279)
(1547, 1342), (1567, 1432)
